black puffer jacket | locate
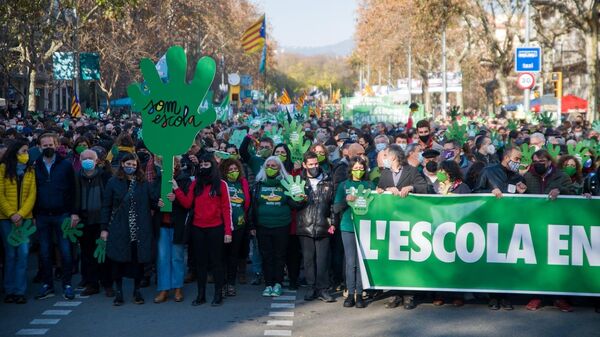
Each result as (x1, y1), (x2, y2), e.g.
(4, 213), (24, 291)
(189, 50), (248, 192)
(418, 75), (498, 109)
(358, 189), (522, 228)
(583, 169), (600, 196)
(296, 172), (334, 238)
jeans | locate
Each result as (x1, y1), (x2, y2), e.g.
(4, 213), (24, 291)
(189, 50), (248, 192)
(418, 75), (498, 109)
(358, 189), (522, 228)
(257, 226), (288, 287)
(299, 236), (330, 290)
(250, 235), (262, 275)
(37, 214), (72, 288)
(0, 219), (29, 295)
(341, 231), (363, 294)
(157, 227), (184, 291)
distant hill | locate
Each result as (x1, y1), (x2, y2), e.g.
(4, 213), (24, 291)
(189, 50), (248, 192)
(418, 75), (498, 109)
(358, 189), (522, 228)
(279, 39), (354, 57)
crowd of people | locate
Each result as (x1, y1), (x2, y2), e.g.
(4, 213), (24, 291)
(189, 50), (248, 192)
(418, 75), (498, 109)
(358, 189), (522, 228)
(0, 106), (599, 313)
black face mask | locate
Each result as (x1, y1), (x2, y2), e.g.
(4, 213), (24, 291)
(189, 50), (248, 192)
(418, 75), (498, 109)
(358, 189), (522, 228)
(307, 166), (321, 178)
(425, 161), (438, 173)
(42, 147), (55, 158)
(137, 151), (150, 165)
(419, 135), (430, 144)
(533, 163), (547, 175)
(198, 167), (211, 177)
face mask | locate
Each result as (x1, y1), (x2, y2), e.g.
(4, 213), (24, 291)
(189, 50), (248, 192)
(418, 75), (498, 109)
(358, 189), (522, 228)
(419, 135), (430, 144)
(436, 171), (448, 183)
(398, 143), (407, 151)
(307, 166), (321, 178)
(350, 134), (358, 141)
(375, 143), (387, 152)
(16, 125), (23, 132)
(562, 166), (576, 177)
(259, 148), (271, 158)
(278, 154), (287, 163)
(417, 152), (424, 164)
(442, 150), (455, 161)
(533, 162), (547, 175)
(486, 144), (496, 155)
(81, 159), (96, 171)
(317, 154), (326, 163)
(383, 158), (392, 169)
(574, 132), (583, 138)
(42, 147), (55, 158)
(508, 160), (520, 172)
(227, 171), (240, 181)
(266, 167), (279, 178)
(198, 167), (211, 177)
(352, 169), (365, 180)
(123, 167), (136, 175)
(75, 145), (87, 154)
(17, 153), (29, 164)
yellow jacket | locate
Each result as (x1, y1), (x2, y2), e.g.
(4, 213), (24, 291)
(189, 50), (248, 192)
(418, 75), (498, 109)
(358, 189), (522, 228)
(0, 163), (36, 220)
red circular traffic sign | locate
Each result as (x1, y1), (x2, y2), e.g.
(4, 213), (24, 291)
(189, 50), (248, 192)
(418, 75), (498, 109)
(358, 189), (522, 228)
(516, 73), (535, 90)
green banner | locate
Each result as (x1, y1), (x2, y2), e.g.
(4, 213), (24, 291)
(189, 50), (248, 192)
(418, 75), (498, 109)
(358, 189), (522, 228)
(341, 96), (425, 124)
(353, 194), (600, 296)
(80, 52), (101, 80)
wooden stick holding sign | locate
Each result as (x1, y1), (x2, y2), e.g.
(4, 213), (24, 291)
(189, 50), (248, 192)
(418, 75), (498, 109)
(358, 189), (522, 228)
(127, 46), (217, 211)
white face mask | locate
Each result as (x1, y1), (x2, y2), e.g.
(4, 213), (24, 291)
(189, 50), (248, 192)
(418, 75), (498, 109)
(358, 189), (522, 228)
(487, 144), (496, 155)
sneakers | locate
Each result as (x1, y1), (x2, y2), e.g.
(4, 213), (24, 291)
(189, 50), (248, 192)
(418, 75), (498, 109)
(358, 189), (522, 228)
(272, 283), (283, 297)
(63, 285), (75, 300)
(554, 299), (573, 312)
(262, 286), (273, 297)
(113, 291), (124, 306)
(81, 285), (100, 297)
(35, 284), (55, 300)
(526, 298), (543, 311)
(226, 284), (236, 297)
(318, 289), (335, 303)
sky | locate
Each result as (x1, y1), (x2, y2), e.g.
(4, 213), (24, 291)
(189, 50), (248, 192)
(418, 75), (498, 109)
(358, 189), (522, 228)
(253, 0), (358, 48)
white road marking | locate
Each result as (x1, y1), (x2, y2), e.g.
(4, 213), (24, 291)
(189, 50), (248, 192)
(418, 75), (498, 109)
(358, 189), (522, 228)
(54, 301), (82, 307)
(273, 296), (296, 301)
(29, 319), (60, 325)
(267, 320), (293, 327)
(41, 310), (72, 316)
(268, 311), (294, 317)
(264, 330), (292, 336)
(16, 329), (49, 335)
(271, 303), (295, 309)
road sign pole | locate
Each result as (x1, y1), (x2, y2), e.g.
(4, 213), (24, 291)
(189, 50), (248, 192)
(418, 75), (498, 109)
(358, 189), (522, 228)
(523, 0), (531, 116)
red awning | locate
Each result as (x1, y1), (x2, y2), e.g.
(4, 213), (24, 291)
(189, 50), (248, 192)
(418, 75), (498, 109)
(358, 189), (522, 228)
(561, 94), (587, 112)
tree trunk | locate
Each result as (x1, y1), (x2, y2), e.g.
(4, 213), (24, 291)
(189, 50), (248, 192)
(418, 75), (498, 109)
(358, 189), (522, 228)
(422, 75), (431, 118)
(495, 71), (510, 106)
(585, 20), (598, 122)
(27, 67), (37, 113)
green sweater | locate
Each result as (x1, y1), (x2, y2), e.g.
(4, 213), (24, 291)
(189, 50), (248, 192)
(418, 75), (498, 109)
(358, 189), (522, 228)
(256, 178), (291, 228)
(227, 180), (247, 229)
(334, 180), (374, 232)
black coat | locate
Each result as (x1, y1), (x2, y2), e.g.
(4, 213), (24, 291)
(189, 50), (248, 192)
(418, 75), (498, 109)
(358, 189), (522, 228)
(474, 164), (525, 193)
(100, 176), (158, 263)
(296, 173), (335, 238)
(164, 171), (193, 245)
(377, 165), (428, 193)
(74, 168), (112, 225)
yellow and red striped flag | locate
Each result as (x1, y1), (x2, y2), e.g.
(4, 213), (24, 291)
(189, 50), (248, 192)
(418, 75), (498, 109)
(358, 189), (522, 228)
(70, 94), (81, 118)
(241, 15), (266, 54)
(280, 89), (291, 105)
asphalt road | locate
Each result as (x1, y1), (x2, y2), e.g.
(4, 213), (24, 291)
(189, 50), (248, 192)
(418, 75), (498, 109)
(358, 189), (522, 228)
(2, 271), (600, 336)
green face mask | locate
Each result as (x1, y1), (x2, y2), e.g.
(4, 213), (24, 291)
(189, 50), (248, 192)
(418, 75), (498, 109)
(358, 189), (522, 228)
(278, 154), (287, 163)
(75, 145), (87, 154)
(266, 167), (279, 178)
(259, 148), (271, 158)
(562, 166), (576, 177)
(317, 154), (326, 163)
(351, 169), (365, 180)
(227, 171), (240, 181)
(436, 171), (449, 183)
(230, 154), (240, 160)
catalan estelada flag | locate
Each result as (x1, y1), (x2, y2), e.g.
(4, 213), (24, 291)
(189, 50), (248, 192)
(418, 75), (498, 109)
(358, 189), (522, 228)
(241, 15), (266, 54)
(280, 89), (291, 105)
(296, 90), (307, 110)
(70, 94), (81, 118)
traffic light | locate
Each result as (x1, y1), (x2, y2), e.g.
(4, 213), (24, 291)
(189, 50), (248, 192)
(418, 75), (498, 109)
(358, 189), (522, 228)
(551, 72), (562, 98)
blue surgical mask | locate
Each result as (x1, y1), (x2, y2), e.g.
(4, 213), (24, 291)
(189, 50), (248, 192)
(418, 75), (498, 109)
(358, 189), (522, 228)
(418, 152), (424, 164)
(81, 159), (96, 171)
(123, 167), (136, 175)
(375, 143), (387, 152)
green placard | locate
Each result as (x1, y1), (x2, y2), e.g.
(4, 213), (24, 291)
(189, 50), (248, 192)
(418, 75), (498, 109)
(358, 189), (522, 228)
(353, 194), (600, 296)
(80, 52), (101, 80)
(127, 46), (216, 211)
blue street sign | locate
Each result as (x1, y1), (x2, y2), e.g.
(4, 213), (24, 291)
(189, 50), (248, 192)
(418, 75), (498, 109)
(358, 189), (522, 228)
(515, 47), (542, 72)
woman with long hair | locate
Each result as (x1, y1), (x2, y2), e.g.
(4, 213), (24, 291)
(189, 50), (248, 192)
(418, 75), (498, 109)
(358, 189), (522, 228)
(219, 158), (250, 296)
(0, 138), (36, 304)
(172, 153), (232, 307)
(100, 152), (163, 306)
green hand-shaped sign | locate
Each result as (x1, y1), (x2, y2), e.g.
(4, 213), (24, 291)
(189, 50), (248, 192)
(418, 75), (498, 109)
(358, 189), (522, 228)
(445, 122), (468, 147)
(230, 129), (247, 148)
(281, 175), (306, 202)
(127, 46), (217, 211)
(568, 142), (590, 165)
(61, 218), (83, 243)
(507, 119), (519, 132)
(592, 120), (600, 133)
(265, 126), (284, 145)
(94, 239), (106, 264)
(7, 219), (36, 247)
(545, 143), (561, 160)
(520, 144), (536, 168)
(290, 139), (312, 164)
(283, 120), (305, 144)
(348, 185), (374, 216)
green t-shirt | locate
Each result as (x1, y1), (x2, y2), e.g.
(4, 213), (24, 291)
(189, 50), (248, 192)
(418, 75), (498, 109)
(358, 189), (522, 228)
(256, 178), (291, 228)
(227, 180), (246, 229)
(334, 179), (375, 232)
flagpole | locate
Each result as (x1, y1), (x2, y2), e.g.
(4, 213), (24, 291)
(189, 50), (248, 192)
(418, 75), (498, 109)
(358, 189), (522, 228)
(263, 14), (267, 114)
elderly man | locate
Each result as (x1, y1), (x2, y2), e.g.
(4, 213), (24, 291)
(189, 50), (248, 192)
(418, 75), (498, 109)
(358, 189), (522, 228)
(72, 150), (113, 296)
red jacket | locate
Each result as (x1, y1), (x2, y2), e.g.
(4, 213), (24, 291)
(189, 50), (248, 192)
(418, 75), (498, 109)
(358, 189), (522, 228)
(174, 179), (233, 236)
